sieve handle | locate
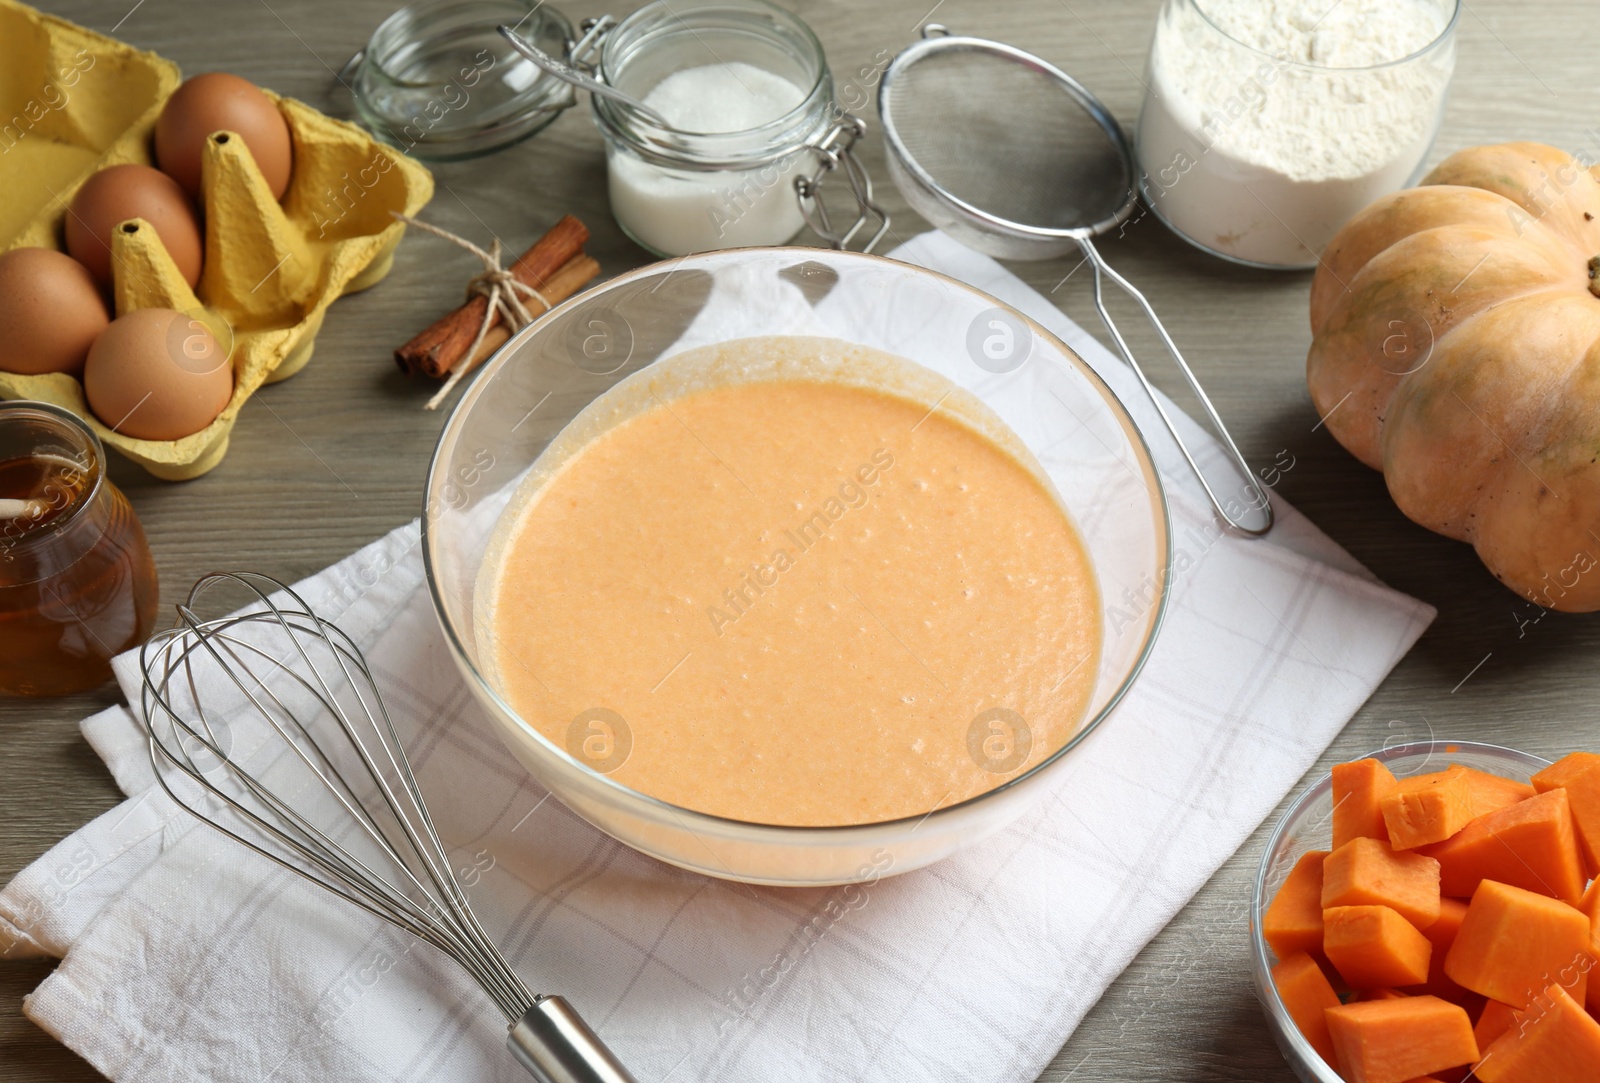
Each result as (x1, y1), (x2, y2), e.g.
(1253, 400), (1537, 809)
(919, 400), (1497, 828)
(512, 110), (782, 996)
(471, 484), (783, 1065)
(1077, 237), (1274, 536)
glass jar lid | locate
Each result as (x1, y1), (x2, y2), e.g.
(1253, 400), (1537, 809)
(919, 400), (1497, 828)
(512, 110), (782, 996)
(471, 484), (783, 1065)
(345, 0), (577, 161)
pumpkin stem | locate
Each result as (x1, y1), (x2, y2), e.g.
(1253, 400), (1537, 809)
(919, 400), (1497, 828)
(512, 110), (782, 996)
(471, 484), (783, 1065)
(1591, 255), (1600, 298)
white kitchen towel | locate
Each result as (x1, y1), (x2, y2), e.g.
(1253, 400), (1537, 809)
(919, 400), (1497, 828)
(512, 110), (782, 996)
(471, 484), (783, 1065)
(0, 232), (1434, 1083)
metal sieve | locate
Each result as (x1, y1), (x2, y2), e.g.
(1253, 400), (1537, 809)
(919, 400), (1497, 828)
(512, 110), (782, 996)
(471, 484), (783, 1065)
(878, 25), (1273, 536)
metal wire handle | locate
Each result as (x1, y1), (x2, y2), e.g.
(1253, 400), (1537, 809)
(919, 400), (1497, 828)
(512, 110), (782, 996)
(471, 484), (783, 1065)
(499, 24), (672, 127)
(1078, 238), (1274, 535)
(138, 573), (638, 1083)
(795, 117), (891, 253)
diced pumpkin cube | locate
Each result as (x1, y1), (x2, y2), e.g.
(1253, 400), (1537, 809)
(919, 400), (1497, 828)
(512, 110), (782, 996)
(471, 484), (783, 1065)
(1382, 768), (1476, 849)
(1335, 759), (1401, 849)
(1474, 982), (1600, 1083)
(1265, 851), (1330, 961)
(1273, 950), (1342, 1069)
(1474, 1000), (1523, 1050)
(1530, 752), (1600, 793)
(1443, 881), (1591, 1010)
(1578, 880), (1600, 1015)
(1420, 789), (1586, 904)
(1533, 753), (1600, 876)
(1453, 765), (1536, 818)
(1326, 905), (1434, 988)
(1356, 988), (1410, 1001)
(1324, 995), (1478, 1083)
(1403, 897), (1482, 1009)
(1323, 837), (1442, 929)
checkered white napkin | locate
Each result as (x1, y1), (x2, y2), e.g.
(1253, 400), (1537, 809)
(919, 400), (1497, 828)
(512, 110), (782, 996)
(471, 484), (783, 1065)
(0, 233), (1433, 1083)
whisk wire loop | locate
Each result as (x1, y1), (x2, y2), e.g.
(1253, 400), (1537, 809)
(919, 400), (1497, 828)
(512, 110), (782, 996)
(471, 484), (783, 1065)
(139, 574), (534, 1019)
(137, 572), (639, 1080)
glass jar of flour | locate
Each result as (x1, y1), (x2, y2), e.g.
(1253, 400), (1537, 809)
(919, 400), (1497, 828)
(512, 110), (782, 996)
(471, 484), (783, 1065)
(577, 0), (884, 257)
(1135, 0), (1458, 269)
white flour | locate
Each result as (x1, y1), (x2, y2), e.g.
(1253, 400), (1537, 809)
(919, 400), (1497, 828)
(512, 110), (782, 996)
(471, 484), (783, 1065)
(1136, 0), (1455, 266)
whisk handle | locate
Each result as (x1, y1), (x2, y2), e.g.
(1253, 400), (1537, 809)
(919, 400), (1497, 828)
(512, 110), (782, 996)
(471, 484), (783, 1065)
(508, 996), (639, 1083)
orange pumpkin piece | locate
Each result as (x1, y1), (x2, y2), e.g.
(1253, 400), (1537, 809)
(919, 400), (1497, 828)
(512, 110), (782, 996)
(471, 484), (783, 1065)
(1324, 995), (1478, 1083)
(1530, 752), (1600, 793)
(1475, 1000), (1523, 1050)
(1335, 759), (1401, 849)
(1533, 753), (1600, 875)
(1323, 837), (1442, 929)
(1454, 766), (1536, 818)
(1577, 881), (1600, 1015)
(1382, 768), (1476, 849)
(1325, 905), (1434, 988)
(1444, 881), (1591, 1010)
(1404, 897), (1483, 1009)
(1474, 982), (1600, 1083)
(1421, 789), (1586, 904)
(1265, 851), (1330, 961)
(1273, 950), (1342, 1068)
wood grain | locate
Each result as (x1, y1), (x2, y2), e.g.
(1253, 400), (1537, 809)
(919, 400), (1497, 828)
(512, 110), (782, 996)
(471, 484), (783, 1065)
(4, 0), (1599, 1080)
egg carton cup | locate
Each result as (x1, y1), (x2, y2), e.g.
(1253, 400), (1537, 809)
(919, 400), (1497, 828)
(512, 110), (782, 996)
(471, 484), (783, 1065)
(0, 0), (179, 250)
(0, 0), (434, 480)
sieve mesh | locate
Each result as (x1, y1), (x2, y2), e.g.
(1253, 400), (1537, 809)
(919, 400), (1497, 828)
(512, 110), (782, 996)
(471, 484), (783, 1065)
(882, 45), (1132, 233)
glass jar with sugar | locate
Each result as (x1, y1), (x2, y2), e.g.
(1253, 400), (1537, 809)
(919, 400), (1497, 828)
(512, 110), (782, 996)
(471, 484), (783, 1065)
(579, 0), (883, 257)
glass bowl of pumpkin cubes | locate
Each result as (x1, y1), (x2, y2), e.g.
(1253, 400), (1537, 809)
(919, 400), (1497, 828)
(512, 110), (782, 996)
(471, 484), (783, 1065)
(1251, 741), (1600, 1083)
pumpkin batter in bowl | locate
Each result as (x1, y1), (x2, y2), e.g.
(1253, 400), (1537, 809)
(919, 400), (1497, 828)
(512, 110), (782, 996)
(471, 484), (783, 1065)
(478, 335), (1102, 827)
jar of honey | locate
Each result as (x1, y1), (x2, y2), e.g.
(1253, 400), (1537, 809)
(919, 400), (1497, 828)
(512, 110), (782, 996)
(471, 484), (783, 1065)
(0, 402), (158, 695)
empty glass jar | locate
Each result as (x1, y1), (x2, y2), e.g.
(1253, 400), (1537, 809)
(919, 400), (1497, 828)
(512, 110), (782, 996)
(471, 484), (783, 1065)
(346, 0), (577, 160)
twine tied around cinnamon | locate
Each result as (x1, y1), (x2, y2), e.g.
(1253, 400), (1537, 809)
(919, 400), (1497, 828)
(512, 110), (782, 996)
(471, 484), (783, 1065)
(390, 212), (552, 410)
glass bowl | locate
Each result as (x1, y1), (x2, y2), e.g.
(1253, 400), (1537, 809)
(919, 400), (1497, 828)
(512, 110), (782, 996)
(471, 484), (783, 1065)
(423, 247), (1171, 885)
(1251, 740), (1551, 1082)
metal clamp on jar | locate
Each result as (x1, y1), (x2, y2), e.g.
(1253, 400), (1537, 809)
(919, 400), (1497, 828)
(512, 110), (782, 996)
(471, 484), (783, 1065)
(499, 0), (888, 257)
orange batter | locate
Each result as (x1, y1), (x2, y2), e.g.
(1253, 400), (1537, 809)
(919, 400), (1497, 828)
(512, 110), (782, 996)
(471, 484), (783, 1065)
(483, 337), (1101, 826)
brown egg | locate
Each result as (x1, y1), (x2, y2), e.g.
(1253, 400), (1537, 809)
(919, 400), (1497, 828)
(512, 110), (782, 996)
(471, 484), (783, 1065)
(0, 247), (111, 376)
(84, 307), (233, 441)
(156, 73), (293, 201)
(67, 165), (203, 289)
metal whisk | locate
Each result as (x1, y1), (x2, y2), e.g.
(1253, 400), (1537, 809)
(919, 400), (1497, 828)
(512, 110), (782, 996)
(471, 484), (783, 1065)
(137, 572), (637, 1083)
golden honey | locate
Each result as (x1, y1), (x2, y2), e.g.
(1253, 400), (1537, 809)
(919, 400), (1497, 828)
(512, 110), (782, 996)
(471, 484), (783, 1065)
(0, 402), (157, 695)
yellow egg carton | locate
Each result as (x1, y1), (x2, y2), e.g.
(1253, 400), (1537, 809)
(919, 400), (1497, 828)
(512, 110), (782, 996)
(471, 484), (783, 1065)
(0, 0), (433, 479)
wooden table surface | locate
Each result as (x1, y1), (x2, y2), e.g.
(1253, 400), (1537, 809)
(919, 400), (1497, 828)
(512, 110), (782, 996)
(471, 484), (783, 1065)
(3, 0), (1595, 1078)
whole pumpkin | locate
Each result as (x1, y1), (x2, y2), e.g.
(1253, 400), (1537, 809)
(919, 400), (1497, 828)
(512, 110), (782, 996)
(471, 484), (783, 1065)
(1308, 142), (1600, 612)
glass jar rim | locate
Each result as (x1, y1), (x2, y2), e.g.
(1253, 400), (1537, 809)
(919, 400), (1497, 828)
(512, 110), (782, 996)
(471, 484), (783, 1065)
(592, 0), (836, 169)
(0, 400), (107, 549)
(1184, 0), (1461, 73)
(363, 0), (569, 85)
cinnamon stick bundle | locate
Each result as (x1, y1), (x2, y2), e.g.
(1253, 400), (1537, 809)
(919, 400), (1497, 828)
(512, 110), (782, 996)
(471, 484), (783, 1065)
(396, 215), (589, 378)
(457, 253), (601, 370)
